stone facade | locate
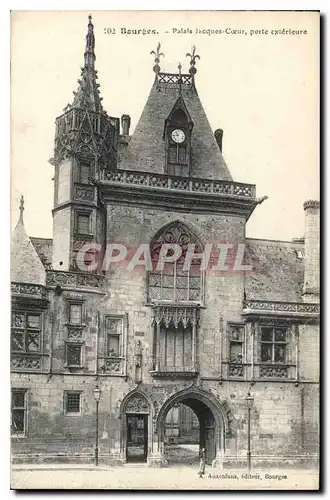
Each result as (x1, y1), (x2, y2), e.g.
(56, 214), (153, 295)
(11, 17), (319, 468)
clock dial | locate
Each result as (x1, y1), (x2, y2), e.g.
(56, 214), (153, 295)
(171, 129), (186, 144)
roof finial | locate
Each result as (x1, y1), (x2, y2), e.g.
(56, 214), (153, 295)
(186, 46), (200, 76)
(150, 42), (164, 74)
(178, 62), (182, 94)
(19, 195), (24, 223)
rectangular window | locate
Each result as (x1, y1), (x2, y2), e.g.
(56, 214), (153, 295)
(65, 392), (81, 415)
(11, 389), (27, 435)
(229, 325), (244, 363)
(11, 312), (41, 353)
(260, 326), (287, 364)
(69, 304), (82, 325)
(105, 316), (123, 357)
(66, 344), (82, 367)
(80, 163), (90, 184)
(107, 334), (120, 356)
(76, 214), (90, 235)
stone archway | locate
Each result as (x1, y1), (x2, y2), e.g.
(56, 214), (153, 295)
(119, 391), (154, 464)
(154, 387), (228, 467)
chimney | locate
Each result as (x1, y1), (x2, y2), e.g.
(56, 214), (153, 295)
(121, 114), (131, 136)
(303, 200), (320, 302)
(214, 129), (223, 152)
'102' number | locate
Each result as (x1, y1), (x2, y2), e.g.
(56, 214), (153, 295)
(104, 28), (116, 34)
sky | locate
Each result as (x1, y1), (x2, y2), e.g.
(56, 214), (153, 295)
(10, 10), (319, 241)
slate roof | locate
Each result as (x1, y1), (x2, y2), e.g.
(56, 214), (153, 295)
(118, 76), (232, 181)
(11, 216), (46, 285)
(245, 238), (304, 302)
(31, 237), (53, 270)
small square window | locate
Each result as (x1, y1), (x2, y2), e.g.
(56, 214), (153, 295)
(76, 214), (90, 235)
(65, 392), (81, 414)
(66, 344), (82, 367)
(69, 304), (82, 325)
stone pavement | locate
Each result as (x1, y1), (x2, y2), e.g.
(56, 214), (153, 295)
(11, 464), (319, 490)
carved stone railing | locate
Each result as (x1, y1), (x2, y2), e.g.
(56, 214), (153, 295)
(11, 282), (48, 299)
(242, 300), (320, 318)
(46, 270), (105, 291)
(150, 364), (199, 378)
(100, 169), (256, 199)
(157, 72), (193, 86)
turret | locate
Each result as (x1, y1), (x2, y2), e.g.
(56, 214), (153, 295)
(50, 15), (119, 271)
(303, 200), (320, 302)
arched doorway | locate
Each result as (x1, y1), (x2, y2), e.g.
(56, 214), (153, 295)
(120, 391), (153, 463)
(156, 388), (226, 466)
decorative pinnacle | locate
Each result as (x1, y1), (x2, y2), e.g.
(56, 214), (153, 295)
(186, 46), (200, 75)
(84, 14), (95, 69)
(19, 195), (24, 222)
(150, 42), (164, 74)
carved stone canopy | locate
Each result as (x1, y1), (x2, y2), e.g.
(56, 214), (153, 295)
(153, 305), (199, 328)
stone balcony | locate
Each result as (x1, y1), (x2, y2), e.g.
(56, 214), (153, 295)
(99, 169), (257, 218)
(101, 168), (256, 198)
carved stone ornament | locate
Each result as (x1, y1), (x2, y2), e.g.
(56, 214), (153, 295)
(11, 354), (41, 370)
(259, 365), (288, 379)
(46, 270), (104, 290)
(102, 357), (122, 373)
(125, 394), (149, 414)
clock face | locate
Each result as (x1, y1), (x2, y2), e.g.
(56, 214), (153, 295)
(171, 129), (186, 144)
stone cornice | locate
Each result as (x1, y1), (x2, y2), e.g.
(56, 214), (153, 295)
(242, 299), (319, 321)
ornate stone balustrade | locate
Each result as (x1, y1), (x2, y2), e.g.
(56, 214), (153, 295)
(11, 282), (48, 299)
(46, 270), (105, 291)
(150, 365), (199, 378)
(242, 300), (319, 319)
(100, 169), (256, 199)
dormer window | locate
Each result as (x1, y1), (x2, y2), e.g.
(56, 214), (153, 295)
(164, 98), (193, 177)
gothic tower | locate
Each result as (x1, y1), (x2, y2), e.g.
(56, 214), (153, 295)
(50, 16), (119, 271)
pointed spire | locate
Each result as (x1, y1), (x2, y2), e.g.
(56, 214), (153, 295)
(71, 15), (103, 113)
(11, 196), (46, 285)
(84, 14), (95, 70)
(19, 195), (24, 223)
